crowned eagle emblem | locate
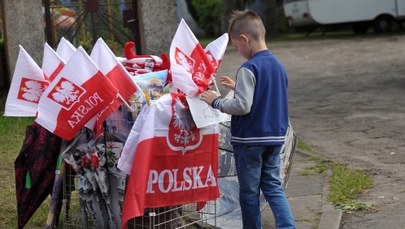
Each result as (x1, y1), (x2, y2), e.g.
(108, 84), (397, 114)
(48, 77), (85, 110)
(18, 78), (49, 103)
(167, 95), (202, 154)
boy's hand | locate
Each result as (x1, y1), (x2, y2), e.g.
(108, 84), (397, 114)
(219, 76), (236, 90)
(200, 90), (219, 105)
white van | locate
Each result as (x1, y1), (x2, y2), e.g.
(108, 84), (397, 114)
(283, 0), (316, 28)
(283, 0), (405, 33)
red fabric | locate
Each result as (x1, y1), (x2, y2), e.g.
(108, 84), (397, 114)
(49, 72), (118, 140)
(47, 62), (65, 82)
(121, 93), (219, 228)
(93, 64), (137, 137)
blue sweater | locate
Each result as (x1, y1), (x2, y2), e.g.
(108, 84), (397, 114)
(213, 50), (289, 146)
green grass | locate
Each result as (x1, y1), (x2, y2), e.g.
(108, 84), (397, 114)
(0, 114), (50, 228)
(296, 137), (315, 154)
(297, 137), (374, 211)
(329, 163), (374, 211)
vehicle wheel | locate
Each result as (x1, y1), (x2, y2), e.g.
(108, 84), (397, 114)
(373, 16), (393, 33)
(352, 22), (369, 34)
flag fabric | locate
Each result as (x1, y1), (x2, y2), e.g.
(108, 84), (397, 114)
(88, 38), (139, 137)
(42, 43), (65, 82)
(4, 45), (49, 117)
(91, 38), (137, 101)
(204, 33), (229, 76)
(118, 93), (220, 228)
(56, 37), (76, 62)
(35, 47), (119, 141)
(170, 19), (215, 96)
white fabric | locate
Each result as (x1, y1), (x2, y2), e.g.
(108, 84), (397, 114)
(4, 45), (47, 116)
(35, 47), (101, 135)
(90, 38), (124, 77)
(41, 42), (65, 81)
(169, 19), (201, 96)
(56, 37), (76, 62)
(117, 93), (218, 175)
(204, 33), (229, 74)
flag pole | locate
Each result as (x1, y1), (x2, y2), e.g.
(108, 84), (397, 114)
(117, 93), (135, 112)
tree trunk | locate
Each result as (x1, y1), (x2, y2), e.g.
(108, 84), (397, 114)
(221, 0), (247, 34)
(242, 0), (288, 36)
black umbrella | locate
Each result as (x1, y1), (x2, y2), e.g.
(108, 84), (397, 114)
(14, 121), (62, 229)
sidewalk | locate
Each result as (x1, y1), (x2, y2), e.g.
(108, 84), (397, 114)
(262, 151), (343, 229)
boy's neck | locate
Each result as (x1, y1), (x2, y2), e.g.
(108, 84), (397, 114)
(249, 40), (268, 58)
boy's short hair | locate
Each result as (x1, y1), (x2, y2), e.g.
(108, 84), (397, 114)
(228, 9), (266, 41)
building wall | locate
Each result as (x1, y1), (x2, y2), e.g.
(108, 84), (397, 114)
(1, 0), (45, 82)
(0, 0), (179, 83)
(137, 0), (178, 55)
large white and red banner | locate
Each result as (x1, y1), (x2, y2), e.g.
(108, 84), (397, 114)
(88, 38), (139, 137)
(118, 93), (219, 228)
(42, 43), (65, 82)
(4, 45), (49, 117)
(170, 19), (215, 96)
(35, 47), (118, 140)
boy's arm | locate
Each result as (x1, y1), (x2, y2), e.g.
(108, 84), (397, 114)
(212, 67), (255, 115)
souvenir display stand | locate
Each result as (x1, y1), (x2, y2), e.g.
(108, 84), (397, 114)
(58, 108), (221, 229)
(6, 17), (296, 228)
(57, 92), (296, 229)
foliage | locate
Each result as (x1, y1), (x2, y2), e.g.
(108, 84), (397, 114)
(335, 200), (369, 211)
(298, 137), (373, 211)
(329, 163), (374, 210)
(296, 137), (315, 154)
(0, 115), (50, 228)
(300, 157), (329, 176)
(189, 0), (223, 36)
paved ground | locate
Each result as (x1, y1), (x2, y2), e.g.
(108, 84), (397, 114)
(262, 151), (341, 229)
(217, 33), (405, 228)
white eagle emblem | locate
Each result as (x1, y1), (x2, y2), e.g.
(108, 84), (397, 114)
(20, 80), (46, 102)
(172, 97), (197, 145)
(48, 77), (85, 110)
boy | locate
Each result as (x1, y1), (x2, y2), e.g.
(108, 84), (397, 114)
(200, 10), (296, 229)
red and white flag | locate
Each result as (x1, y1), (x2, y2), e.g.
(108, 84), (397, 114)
(204, 33), (229, 76)
(88, 38), (139, 137)
(118, 93), (220, 228)
(170, 19), (215, 96)
(35, 47), (119, 140)
(56, 37), (76, 62)
(4, 45), (49, 117)
(90, 38), (138, 101)
(42, 43), (65, 82)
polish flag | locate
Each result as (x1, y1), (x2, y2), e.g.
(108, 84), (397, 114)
(88, 38), (139, 137)
(170, 19), (215, 96)
(42, 43), (65, 82)
(90, 38), (138, 101)
(204, 33), (229, 76)
(4, 45), (49, 117)
(56, 37), (76, 62)
(118, 93), (220, 228)
(35, 47), (119, 140)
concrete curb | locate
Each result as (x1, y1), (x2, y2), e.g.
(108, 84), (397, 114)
(316, 160), (343, 229)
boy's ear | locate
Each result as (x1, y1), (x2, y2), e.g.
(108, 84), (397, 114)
(240, 34), (250, 43)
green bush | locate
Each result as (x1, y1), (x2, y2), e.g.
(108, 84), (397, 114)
(189, 0), (223, 37)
